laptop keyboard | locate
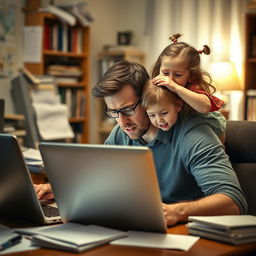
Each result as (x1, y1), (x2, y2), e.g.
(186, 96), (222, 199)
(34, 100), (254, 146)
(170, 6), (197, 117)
(42, 204), (60, 217)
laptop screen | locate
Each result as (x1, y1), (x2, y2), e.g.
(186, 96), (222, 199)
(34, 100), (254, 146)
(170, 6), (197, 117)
(40, 143), (167, 233)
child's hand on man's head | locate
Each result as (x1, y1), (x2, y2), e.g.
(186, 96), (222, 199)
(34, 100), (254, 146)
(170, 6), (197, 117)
(152, 75), (178, 93)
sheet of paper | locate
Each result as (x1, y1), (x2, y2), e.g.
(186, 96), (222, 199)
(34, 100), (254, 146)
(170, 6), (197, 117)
(23, 26), (42, 63)
(33, 102), (74, 140)
(111, 231), (200, 251)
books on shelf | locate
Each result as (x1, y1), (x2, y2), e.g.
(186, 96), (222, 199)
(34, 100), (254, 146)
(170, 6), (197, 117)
(58, 88), (85, 118)
(15, 223), (127, 253)
(20, 67), (55, 85)
(43, 22), (84, 53)
(247, 89), (256, 121)
(46, 65), (83, 78)
(187, 215), (256, 245)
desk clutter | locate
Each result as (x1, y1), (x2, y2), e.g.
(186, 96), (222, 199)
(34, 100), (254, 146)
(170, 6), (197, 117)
(0, 225), (21, 252)
(13, 222), (199, 253)
(187, 215), (256, 245)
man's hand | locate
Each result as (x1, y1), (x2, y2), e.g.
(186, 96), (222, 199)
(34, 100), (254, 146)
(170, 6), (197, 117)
(152, 75), (178, 93)
(34, 183), (54, 200)
(162, 194), (241, 226)
(162, 203), (187, 226)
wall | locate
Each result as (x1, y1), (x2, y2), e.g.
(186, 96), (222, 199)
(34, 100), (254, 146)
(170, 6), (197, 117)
(0, 0), (25, 113)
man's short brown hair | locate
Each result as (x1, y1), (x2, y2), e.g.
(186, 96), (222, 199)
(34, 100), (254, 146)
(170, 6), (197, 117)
(92, 60), (149, 98)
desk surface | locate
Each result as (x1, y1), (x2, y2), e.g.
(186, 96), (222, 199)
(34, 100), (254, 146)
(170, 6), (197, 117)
(1, 215), (256, 256)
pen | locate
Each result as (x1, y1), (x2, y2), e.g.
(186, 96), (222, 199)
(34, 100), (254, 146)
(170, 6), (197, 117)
(0, 235), (22, 251)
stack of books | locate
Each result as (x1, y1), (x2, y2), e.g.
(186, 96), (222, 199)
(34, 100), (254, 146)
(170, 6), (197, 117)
(187, 215), (256, 245)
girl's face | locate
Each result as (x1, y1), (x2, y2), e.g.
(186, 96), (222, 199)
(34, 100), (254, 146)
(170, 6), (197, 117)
(145, 95), (182, 131)
(160, 56), (191, 87)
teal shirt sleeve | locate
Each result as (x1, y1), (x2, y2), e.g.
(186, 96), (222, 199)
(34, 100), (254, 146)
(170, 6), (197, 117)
(196, 111), (226, 136)
(182, 123), (247, 214)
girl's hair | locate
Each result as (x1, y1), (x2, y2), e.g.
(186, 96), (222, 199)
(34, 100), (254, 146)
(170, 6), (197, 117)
(151, 33), (215, 95)
(142, 80), (181, 109)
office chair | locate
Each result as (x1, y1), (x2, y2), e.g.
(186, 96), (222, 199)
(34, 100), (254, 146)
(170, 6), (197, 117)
(225, 120), (256, 215)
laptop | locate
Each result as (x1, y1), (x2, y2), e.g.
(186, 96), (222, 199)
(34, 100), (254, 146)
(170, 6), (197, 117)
(0, 134), (61, 224)
(39, 142), (167, 233)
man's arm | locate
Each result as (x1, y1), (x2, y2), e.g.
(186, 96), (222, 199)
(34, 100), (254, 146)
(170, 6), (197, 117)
(162, 194), (240, 226)
(162, 121), (247, 226)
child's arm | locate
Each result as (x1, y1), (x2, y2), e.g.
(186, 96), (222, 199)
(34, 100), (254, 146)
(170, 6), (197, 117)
(152, 75), (211, 113)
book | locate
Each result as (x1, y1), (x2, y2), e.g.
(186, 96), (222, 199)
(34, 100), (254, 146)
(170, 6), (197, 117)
(0, 225), (22, 252)
(15, 223), (127, 253)
(19, 67), (55, 85)
(187, 215), (256, 245)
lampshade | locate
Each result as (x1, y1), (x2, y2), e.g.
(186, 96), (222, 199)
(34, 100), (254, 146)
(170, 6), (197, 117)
(209, 61), (241, 91)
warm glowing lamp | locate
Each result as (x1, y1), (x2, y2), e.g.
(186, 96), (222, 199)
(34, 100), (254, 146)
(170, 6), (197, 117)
(209, 61), (241, 91)
(209, 61), (243, 120)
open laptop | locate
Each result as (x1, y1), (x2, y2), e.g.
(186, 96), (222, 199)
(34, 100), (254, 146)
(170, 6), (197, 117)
(0, 134), (61, 224)
(39, 142), (167, 233)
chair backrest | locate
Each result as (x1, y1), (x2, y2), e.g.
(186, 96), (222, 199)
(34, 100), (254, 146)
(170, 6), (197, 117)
(225, 120), (256, 215)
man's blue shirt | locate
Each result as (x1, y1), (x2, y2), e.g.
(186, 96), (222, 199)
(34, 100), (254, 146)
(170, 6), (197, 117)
(105, 114), (247, 214)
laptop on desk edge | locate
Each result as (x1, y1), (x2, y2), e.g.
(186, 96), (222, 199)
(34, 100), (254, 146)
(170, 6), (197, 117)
(39, 142), (167, 233)
(0, 134), (61, 224)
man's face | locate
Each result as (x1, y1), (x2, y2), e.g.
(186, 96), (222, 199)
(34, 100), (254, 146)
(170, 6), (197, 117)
(104, 85), (150, 140)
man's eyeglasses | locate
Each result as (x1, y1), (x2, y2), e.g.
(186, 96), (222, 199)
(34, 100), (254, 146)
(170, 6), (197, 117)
(105, 99), (141, 118)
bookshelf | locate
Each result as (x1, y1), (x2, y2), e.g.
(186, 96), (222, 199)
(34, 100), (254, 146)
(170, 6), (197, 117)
(4, 114), (26, 146)
(244, 13), (256, 121)
(97, 49), (145, 143)
(23, 10), (90, 143)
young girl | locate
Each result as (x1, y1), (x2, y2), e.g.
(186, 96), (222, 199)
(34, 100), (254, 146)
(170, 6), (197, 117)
(149, 33), (226, 140)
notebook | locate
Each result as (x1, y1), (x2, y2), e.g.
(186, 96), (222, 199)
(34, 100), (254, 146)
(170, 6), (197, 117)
(39, 143), (167, 233)
(0, 134), (61, 224)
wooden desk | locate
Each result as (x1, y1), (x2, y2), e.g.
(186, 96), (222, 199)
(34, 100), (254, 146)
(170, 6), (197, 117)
(1, 215), (256, 256)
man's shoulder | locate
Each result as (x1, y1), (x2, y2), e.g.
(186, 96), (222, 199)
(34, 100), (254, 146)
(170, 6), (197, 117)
(177, 113), (218, 137)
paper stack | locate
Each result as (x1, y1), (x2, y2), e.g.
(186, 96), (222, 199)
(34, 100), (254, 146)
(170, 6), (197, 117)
(187, 215), (256, 245)
(15, 223), (127, 253)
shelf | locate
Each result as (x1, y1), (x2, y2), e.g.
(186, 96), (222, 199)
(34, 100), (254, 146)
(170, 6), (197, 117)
(57, 82), (86, 88)
(24, 10), (90, 143)
(4, 114), (24, 121)
(69, 117), (86, 123)
(247, 58), (256, 63)
(43, 50), (87, 58)
(10, 130), (27, 137)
